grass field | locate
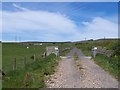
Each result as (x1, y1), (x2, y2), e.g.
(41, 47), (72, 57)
(2, 42), (72, 88)
(2, 43), (46, 72)
(2, 42), (72, 72)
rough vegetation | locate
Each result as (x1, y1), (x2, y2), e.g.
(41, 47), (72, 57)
(75, 39), (118, 56)
(75, 39), (119, 81)
(3, 54), (59, 88)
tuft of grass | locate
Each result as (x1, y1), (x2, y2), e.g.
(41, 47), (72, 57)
(94, 54), (119, 81)
(74, 54), (84, 70)
(74, 53), (79, 61)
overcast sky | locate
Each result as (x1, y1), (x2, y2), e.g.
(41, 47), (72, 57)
(1, 2), (118, 42)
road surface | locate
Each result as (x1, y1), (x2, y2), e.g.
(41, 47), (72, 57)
(46, 48), (118, 88)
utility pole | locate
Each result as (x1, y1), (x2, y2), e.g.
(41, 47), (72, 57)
(104, 36), (105, 40)
(15, 36), (17, 42)
(19, 36), (21, 42)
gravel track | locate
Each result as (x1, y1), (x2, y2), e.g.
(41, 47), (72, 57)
(46, 48), (118, 88)
(46, 57), (82, 88)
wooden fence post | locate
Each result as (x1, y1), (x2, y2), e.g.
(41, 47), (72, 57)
(44, 52), (46, 58)
(34, 54), (36, 62)
(13, 58), (16, 71)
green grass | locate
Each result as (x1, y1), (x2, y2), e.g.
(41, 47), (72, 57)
(60, 49), (71, 56)
(0, 42), (2, 90)
(74, 53), (79, 61)
(2, 43), (46, 72)
(2, 42), (72, 72)
(75, 39), (118, 56)
(75, 39), (119, 80)
(2, 42), (72, 88)
(3, 54), (59, 88)
(0, 42), (2, 68)
(94, 54), (119, 81)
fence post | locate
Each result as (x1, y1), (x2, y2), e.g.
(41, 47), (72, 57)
(93, 50), (96, 58)
(44, 52), (46, 58)
(24, 56), (27, 68)
(34, 54), (36, 62)
(13, 58), (16, 71)
(92, 47), (97, 58)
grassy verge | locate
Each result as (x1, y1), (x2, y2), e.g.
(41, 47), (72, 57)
(60, 49), (71, 56)
(93, 54), (119, 81)
(3, 54), (60, 88)
(75, 40), (119, 81)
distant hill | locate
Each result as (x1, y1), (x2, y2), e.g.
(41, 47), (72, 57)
(74, 38), (119, 43)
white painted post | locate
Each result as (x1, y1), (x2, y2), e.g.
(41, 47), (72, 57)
(93, 47), (97, 58)
(93, 50), (96, 58)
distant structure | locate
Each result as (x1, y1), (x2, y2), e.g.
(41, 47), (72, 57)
(15, 36), (21, 42)
(46, 46), (59, 56)
(21, 42), (43, 46)
(33, 43), (42, 46)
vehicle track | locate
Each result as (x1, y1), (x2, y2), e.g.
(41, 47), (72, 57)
(46, 48), (118, 88)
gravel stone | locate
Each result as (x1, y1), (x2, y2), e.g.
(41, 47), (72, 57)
(46, 48), (119, 88)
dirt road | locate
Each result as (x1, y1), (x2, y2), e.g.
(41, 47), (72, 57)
(46, 48), (118, 88)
